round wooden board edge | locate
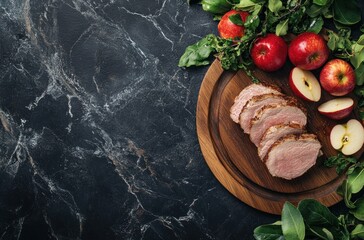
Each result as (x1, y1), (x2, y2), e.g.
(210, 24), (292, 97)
(195, 59), (342, 215)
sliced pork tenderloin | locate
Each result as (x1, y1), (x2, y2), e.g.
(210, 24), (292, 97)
(239, 94), (294, 134)
(258, 123), (305, 160)
(249, 101), (307, 145)
(230, 83), (281, 123)
(264, 133), (321, 180)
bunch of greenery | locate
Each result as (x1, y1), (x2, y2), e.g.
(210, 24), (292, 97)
(179, 0), (364, 119)
(254, 154), (364, 240)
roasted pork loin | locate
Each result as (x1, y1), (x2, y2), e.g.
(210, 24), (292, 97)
(258, 123), (305, 160)
(230, 83), (281, 123)
(264, 134), (321, 180)
(249, 102), (307, 146)
(230, 82), (321, 180)
(239, 94), (291, 134)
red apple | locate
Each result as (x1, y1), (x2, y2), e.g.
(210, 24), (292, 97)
(289, 67), (321, 102)
(218, 10), (249, 39)
(318, 98), (354, 120)
(288, 32), (329, 70)
(250, 34), (288, 72)
(319, 59), (356, 96)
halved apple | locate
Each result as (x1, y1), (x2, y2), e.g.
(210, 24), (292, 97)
(289, 67), (321, 102)
(318, 98), (354, 120)
(330, 119), (364, 155)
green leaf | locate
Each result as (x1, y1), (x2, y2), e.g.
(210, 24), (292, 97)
(357, 35), (364, 45)
(333, 0), (361, 25)
(235, 0), (264, 11)
(244, 14), (260, 36)
(309, 226), (335, 240)
(313, 0), (329, 6)
(356, 63), (364, 86)
(229, 14), (244, 26)
(307, 17), (324, 34)
(351, 224), (364, 239)
(253, 224), (284, 240)
(361, 25), (364, 33)
(275, 19), (289, 36)
(178, 34), (217, 67)
(338, 179), (356, 208)
(282, 202), (305, 240)
(347, 166), (364, 194)
(298, 199), (340, 228)
(268, 0), (283, 13)
(324, 154), (357, 175)
(350, 198), (364, 221)
(307, 3), (330, 18)
(360, 110), (364, 120)
(201, 0), (231, 14)
(350, 46), (364, 69)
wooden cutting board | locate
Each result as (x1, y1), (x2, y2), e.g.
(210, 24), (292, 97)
(196, 59), (362, 215)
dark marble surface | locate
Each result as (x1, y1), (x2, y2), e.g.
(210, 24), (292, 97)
(0, 0), (362, 239)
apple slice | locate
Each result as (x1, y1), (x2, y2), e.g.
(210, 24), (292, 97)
(318, 98), (354, 120)
(330, 119), (364, 155)
(289, 67), (321, 102)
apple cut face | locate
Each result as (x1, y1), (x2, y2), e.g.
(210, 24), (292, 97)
(318, 98), (354, 120)
(330, 119), (364, 155)
(289, 67), (321, 102)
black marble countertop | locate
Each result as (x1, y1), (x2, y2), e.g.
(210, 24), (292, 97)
(0, 1), (363, 239)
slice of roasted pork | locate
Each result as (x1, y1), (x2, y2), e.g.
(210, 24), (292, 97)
(249, 102), (307, 145)
(230, 83), (281, 123)
(239, 94), (292, 134)
(264, 133), (321, 180)
(258, 123), (305, 160)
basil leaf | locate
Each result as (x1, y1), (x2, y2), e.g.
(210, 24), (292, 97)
(347, 166), (364, 194)
(298, 199), (340, 228)
(338, 179), (356, 208)
(307, 3), (329, 18)
(351, 224), (364, 239)
(357, 35), (364, 45)
(253, 224), (284, 240)
(282, 202), (305, 240)
(201, 0), (231, 14)
(350, 46), (364, 69)
(235, 0), (265, 10)
(268, 0), (283, 13)
(309, 226), (335, 240)
(360, 110), (364, 120)
(276, 19), (289, 36)
(229, 13), (244, 26)
(361, 25), (364, 33)
(178, 34), (217, 67)
(350, 198), (364, 221)
(356, 63), (364, 86)
(307, 17), (324, 34)
(313, 0), (329, 6)
(333, 0), (361, 25)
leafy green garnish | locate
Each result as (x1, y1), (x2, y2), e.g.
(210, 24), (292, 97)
(324, 153), (357, 175)
(178, 34), (217, 67)
(333, 0), (361, 25)
(253, 224), (284, 240)
(254, 154), (364, 240)
(282, 202), (305, 240)
(229, 13), (244, 25)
